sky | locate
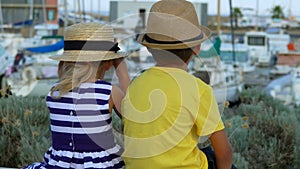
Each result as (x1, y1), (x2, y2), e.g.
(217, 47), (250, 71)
(64, 0), (300, 17)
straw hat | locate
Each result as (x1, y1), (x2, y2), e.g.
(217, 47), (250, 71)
(136, 0), (211, 50)
(50, 22), (124, 62)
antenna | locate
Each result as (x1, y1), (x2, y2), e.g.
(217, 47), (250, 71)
(0, 0), (4, 33)
(229, 0), (236, 63)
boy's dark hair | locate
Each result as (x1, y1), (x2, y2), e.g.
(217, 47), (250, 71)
(148, 48), (195, 64)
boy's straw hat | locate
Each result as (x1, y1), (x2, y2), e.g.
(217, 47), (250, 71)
(136, 0), (211, 50)
(50, 22), (124, 62)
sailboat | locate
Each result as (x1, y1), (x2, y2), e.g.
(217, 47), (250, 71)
(0, 0), (64, 96)
(1, 38), (63, 96)
(189, 38), (244, 104)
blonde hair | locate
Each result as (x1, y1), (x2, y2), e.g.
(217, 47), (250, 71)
(51, 61), (109, 98)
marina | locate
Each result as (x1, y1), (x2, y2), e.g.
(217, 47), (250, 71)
(0, 0), (300, 103)
(0, 1), (300, 168)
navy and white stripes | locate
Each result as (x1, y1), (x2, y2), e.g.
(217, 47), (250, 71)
(22, 80), (124, 169)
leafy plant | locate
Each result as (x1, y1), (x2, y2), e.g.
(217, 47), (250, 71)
(0, 95), (50, 168)
(224, 88), (299, 169)
(0, 96), (124, 168)
(1, 88), (299, 169)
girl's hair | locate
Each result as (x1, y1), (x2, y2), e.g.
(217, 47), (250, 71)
(51, 61), (108, 98)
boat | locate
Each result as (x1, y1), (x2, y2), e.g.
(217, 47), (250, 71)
(265, 27), (291, 54)
(0, 44), (13, 90)
(190, 39), (244, 104)
(220, 43), (255, 73)
(244, 28), (290, 66)
(269, 37), (300, 78)
(276, 52), (300, 67)
(1, 38), (63, 96)
(266, 66), (300, 106)
(244, 31), (274, 66)
(269, 65), (293, 79)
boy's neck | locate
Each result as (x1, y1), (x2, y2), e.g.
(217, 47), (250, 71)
(156, 63), (188, 71)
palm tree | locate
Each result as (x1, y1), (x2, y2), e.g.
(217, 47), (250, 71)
(233, 7), (243, 28)
(270, 5), (285, 19)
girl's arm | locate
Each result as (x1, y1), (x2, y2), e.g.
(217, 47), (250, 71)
(113, 58), (130, 93)
(109, 86), (124, 118)
(108, 57), (130, 118)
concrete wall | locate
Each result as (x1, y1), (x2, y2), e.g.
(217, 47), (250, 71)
(110, 1), (208, 26)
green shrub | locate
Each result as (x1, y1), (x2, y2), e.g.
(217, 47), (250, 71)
(225, 88), (299, 169)
(0, 95), (50, 168)
(1, 88), (299, 169)
(0, 96), (124, 168)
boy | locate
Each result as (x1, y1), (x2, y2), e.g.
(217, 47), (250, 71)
(122, 0), (233, 168)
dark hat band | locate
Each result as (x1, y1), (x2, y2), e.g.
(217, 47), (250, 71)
(64, 40), (120, 53)
(142, 33), (203, 44)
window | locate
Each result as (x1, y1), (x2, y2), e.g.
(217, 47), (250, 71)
(248, 36), (265, 46)
(33, 9), (40, 20)
(47, 10), (56, 21)
(220, 51), (248, 62)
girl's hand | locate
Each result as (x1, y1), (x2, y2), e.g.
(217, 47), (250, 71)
(113, 57), (125, 69)
(113, 57), (130, 93)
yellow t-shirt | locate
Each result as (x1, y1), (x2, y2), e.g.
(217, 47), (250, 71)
(122, 67), (224, 169)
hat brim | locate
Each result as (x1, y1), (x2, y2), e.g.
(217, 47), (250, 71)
(49, 51), (127, 62)
(136, 26), (212, 50)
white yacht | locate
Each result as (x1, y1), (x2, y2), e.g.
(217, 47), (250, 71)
(190, 39), (244, 104)
(220, 43), (255, 73)
(244, 28), (291, 66)
(266, 66), (300, 106)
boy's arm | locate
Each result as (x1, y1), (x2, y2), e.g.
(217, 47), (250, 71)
(209, 129), (233, 169)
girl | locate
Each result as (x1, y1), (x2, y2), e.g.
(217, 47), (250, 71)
(23, 22), (130, 169)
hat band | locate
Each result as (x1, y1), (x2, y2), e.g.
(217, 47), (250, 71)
(64, 40), (120, 53)
(143, 33), (203, 44)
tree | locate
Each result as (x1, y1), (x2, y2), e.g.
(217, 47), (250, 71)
(233, 7), (243, 28)
(270, 5), (285, 19)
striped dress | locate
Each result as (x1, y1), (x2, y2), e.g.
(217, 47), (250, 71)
(23, 80), (125, 169)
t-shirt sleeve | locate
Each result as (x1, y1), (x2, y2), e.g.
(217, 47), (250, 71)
(195, 86), (224, 136)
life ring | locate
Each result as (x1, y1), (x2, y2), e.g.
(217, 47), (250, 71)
(22, 66), (37, 82)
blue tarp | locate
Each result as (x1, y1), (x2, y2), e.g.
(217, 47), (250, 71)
(26, 39), (64, 53)
(13, 20), (33, 27)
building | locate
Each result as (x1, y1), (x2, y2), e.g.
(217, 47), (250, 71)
(110, 1), (208, 29)
(1, 0), (58, 25)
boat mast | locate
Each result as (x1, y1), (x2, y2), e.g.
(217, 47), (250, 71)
(64, 0), (68, 28)
(82, 0), (85, 22)
(217, 0), (221, 36)
(255, 0), (259, 31)
(98, 0), (100, 14)
(29, 0), (34, 37)
(42, 0), (47, 24)
(0, 0), (4, 33)
(229, 0), (236, 63)
(288, 0), (292, 19)
(77, 0), (82, 22)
